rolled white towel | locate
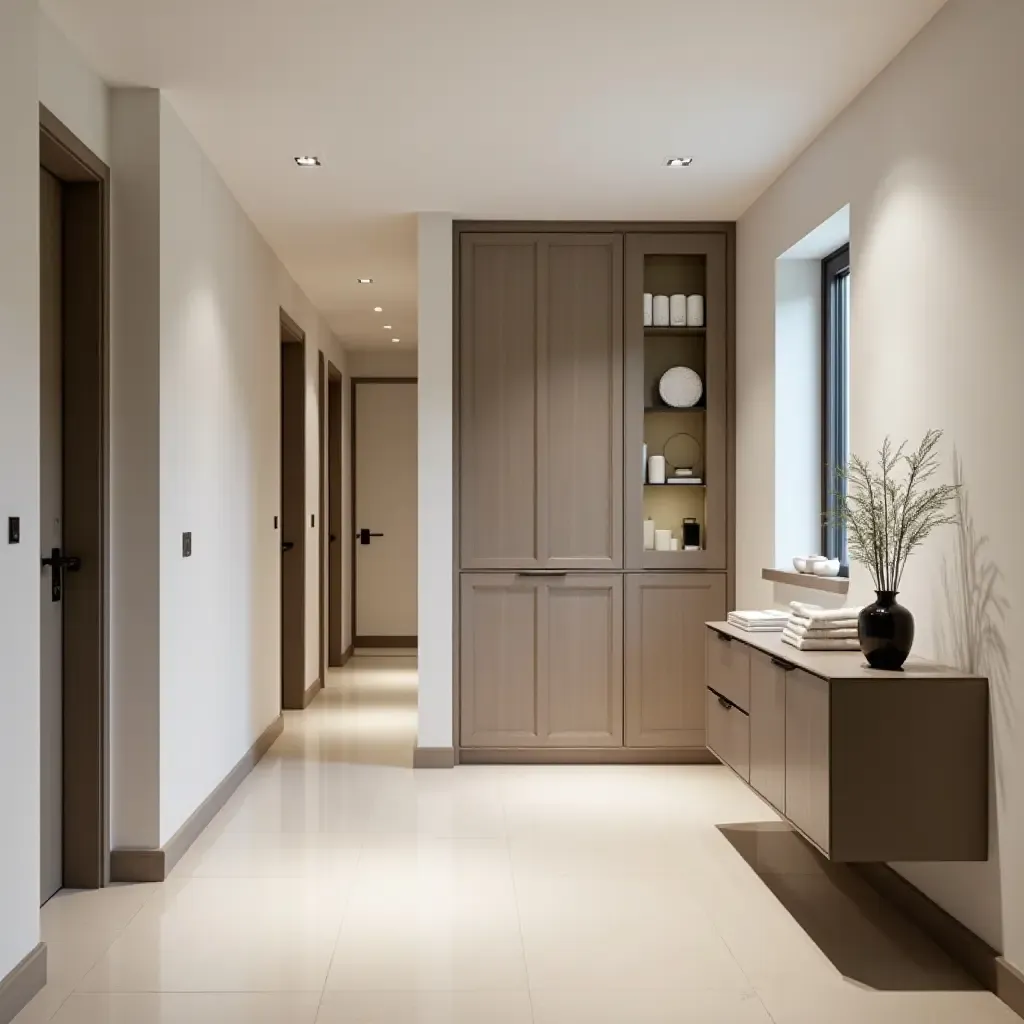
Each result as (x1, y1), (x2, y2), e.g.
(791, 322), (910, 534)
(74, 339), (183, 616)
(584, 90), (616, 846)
(782, 628), (861, 651)
(789, 601), (863, 623)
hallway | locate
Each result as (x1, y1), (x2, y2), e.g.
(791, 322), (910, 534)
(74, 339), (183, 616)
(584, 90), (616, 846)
(18, 656), (1016, 1024)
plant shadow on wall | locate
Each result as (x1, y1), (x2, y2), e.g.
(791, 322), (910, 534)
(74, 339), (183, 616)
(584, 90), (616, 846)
(937, 452), (1013, 813)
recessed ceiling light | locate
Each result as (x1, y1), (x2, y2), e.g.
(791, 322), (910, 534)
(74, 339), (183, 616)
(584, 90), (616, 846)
(666, 156), (694, 167)
(373, 306), (383, 313)
(357, 278), (373, 284)
(392, 338), (401, 344)
(294, 156), (320, 167)
(383, 325), (392, 330)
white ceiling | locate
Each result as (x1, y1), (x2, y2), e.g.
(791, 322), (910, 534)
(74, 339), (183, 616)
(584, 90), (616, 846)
(42, 0), (946, 349)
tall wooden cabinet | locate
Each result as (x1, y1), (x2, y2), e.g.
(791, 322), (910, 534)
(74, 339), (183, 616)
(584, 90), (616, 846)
(457, 223), (733, 762)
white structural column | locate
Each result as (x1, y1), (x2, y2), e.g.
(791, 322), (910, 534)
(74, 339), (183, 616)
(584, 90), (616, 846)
(416, 213), (455, 751)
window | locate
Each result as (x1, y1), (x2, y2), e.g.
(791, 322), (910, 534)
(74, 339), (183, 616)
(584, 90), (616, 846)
(822, 244), (850, 565)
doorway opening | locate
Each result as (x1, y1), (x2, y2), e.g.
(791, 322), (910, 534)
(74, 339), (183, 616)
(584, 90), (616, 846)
(279, 311), (310, 709)
(38, 106), (110, 901)
(327, 363), (345, 666)
(351, 378), (418, 649)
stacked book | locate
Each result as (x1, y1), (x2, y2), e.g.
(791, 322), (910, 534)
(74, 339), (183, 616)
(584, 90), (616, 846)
(782, 601), (863, 651)
(726, 609), (789, 633)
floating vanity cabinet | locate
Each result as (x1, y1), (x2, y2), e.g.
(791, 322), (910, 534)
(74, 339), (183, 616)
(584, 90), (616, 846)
(460, 574), (623, 750)
(626, 573), (726, 748)
(459, 233), (623, 571)
(704, 623), (990, 862)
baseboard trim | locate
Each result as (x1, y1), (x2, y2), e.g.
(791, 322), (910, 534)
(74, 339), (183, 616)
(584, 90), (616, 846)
(413, 746), (455, 769)
(458, 747), (718, 765)
(111, 714), (284, 883)
(338, 643), (355, 666)
(0, 943), (46, 1024)
(853, 863), (1024, 1020)
(302, 676), (323, 708)
(356, 635), (417, 649)
(997, 958), (1024, 1020)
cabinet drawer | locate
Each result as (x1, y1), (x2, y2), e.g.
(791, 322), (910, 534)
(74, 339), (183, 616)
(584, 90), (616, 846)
(706, 629), (750, 712)
(706, 688), (750, 782)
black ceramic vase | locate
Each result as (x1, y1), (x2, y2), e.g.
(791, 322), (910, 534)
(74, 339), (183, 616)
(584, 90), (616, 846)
(858, 591), (915, 670)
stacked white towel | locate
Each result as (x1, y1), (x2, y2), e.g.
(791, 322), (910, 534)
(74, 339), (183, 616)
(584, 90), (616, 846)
(781, 602), (863, 651)
(727, 609), (789, 633)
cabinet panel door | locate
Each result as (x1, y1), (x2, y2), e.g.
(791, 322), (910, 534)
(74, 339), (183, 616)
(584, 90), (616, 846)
(625, 573), (726, 747)
(460, 574), (541, 747)
(749, 650), (788, 812)
(460, 236), (540, 568)
(544, 575), (623, 746)
(541, 236), (623, 569)
(785, 668), (831, 853)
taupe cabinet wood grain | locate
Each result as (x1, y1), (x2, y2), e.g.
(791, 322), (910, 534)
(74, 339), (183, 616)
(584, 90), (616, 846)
(705, 623), (989, 862)
(784, 667), (831, 854)
(460, 574), (623, 748)
(459, 233), (623, 570)
(748, 650), (787, 813)
(625, 573), (725, 747)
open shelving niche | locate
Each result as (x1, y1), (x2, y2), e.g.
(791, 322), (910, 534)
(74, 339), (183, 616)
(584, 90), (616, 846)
(641, 253), (708, 559)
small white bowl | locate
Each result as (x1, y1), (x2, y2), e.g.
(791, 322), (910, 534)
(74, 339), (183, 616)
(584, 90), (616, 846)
(813, 558), (841, 578)
(793, 557), (807, 573)
(803, 555), (827, 574)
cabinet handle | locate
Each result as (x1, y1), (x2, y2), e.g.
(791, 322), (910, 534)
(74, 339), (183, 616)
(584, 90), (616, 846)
(716, 632), (733, 643)
(770, 657), (795, 671)
(516, 571), (568, 577)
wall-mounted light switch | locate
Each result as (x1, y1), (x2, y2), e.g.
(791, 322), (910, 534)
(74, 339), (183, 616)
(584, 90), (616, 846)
(182, 532), (192, 558)
(8, 517), (20, 544)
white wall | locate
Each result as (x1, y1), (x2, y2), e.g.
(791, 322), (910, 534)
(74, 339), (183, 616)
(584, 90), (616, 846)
(416, 214), (454, 749)
(737, 0), (1024, 967)
(109, 89), (162, 849)
(0, 0), (42, 985)
(37, 11), (109, 164)
(156, 98), (344, 842)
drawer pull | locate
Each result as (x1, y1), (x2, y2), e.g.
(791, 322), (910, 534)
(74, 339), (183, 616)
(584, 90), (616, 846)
(770, 657), (795, 671)
(516, 571), (568, 578)
(716, 632), (733, 643)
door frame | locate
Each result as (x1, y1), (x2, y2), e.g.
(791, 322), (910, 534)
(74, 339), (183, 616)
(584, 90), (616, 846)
(350, 377), (418, 649)
(317, 351), (327, 689)
(39, 105), (110, 889)
(279, 310), (309, 709)
(327, 362), (345, 666)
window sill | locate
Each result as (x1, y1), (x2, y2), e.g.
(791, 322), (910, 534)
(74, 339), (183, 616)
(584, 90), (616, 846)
(762, 568), (850, 595)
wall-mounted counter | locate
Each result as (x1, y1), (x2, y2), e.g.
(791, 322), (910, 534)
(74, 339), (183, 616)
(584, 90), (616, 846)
(705, 621), (989, 863)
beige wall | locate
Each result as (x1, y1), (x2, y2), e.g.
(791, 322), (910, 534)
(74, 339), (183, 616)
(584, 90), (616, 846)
(737, 0), (1024, 966)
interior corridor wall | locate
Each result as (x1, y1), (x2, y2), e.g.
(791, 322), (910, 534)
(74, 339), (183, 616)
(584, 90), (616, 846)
(736, 0), (1024, 969)
(0, 0), (42, 987)
(157, 97), (344, 843)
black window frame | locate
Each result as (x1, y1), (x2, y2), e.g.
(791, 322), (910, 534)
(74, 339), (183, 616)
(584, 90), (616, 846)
(822, 243), (850, 566)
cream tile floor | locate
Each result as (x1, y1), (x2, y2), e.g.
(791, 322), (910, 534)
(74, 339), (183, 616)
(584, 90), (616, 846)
(18, 655), (1019, 1024)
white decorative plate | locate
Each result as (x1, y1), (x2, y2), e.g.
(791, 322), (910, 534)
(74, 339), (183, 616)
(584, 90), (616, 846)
(658, 366), (703, 408)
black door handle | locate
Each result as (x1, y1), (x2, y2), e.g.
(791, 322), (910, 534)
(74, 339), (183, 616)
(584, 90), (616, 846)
(281, 541), (295, 553)
(330, 534), (337, 543)
(718, 695), (733, 711)
(41, 547), (81, 602)
(357, 528), (384, 545)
